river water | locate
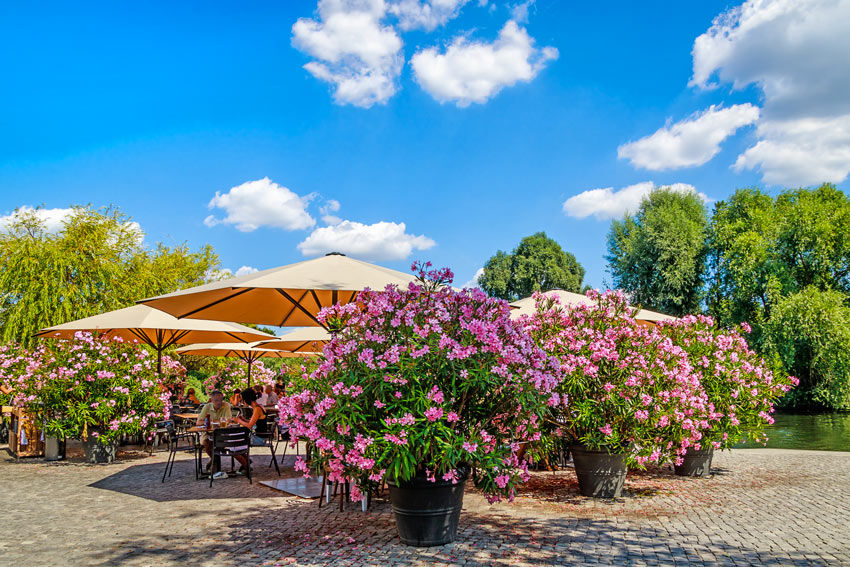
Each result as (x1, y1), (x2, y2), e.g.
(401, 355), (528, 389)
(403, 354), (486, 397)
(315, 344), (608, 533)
(738, 412), (850, 451)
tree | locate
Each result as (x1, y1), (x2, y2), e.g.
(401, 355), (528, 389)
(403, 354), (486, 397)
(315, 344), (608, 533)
(478, 232), (584, 301)
(0, 206), (220, 346)
(606, 187), (708, 316)
(762, 287), (850, 410)
(707, 184), (850, 340)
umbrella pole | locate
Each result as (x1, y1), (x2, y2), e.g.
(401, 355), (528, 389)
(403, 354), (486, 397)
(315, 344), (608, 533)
(157, 347), (163, 376)
(247, 359), (253, 388)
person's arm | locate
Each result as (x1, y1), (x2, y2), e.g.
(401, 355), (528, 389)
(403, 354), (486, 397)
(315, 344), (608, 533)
(196, 404), (209, 426)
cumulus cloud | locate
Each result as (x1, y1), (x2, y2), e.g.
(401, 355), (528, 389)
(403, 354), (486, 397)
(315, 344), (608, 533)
(235, 265), (259, 277)
(462, 267), (484, 289)
(0, 206), (75, 234)
(319, 199), (342, 225)
(388, 0), (470, 31)
(297, 219), (435, 261)
(510, 0), (534, 23)
(691, 0), (850, 185)
(618, 104), (759, 170)
(292, 0), (404, 107)
(410, 20), (558, 106)
(563, 182), (708, 221)
(204, 177), (316, 232)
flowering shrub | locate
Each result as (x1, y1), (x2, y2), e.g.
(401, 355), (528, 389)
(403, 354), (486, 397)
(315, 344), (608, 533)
(203, 360), (275, 397)
(658, 315), (798, 449)
(0, 332), (172, 445)
(157, 354), (188, 390)
(279, 263), (558, 502)
(522, 290), (717, 467)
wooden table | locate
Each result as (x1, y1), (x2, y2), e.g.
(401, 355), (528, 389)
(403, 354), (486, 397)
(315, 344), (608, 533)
(173, 413), (199, 421)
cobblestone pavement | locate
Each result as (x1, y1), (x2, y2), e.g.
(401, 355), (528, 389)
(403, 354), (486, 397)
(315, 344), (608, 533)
(0, 444), (848, 566)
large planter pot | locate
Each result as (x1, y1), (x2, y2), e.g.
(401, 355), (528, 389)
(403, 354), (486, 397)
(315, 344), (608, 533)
(44, 436), (63, 461)
(571, 444), (627, 498)
(387, 466), (469, 547)
(674, 446), (714, 478)
(83, 429), (118, 464)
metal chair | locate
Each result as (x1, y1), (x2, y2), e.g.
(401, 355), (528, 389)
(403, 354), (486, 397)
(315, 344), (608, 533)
(210, 427), (252, 487)
(272, 423), (299, 467)
(160, 420), (193, 482)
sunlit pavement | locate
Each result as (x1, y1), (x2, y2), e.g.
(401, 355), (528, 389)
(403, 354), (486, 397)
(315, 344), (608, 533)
(1, 446), (848, 566)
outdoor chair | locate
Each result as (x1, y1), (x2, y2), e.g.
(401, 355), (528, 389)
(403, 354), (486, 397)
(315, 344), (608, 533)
(271, 423), (299, 467)
(210, 426), (252, 487)
(160, 420), (194, 483)
(249, 422), (280, 476)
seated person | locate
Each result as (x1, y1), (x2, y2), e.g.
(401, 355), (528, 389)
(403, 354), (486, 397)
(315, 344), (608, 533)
(196, 390), (232, 470)
(265, 384), (278, 406)
(232, 387), (270, 473)
(229, 391), (242, 407)
(256, 384), (269, 406)
(183, 388), (201, 405)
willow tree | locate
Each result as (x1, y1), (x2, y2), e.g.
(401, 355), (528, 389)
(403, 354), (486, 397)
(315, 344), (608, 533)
(0, 206), (219, 346)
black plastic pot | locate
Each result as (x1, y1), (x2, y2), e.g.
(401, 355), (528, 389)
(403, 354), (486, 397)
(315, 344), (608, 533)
(83, 429), (118, 464)
(674, 446), (714, 477)
(387, 467), (469, 547)
(571, 444), (627, 498)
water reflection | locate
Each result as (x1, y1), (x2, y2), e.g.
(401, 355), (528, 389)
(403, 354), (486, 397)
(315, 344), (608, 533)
(738, 412), (850, 451)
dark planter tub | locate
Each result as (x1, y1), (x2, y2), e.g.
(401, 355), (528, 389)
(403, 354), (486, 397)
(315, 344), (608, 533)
(674, 446), (714, 477)
(571, 444), (627, 498)
(387, 467), (469, 546)
(83, 429), (118, 464)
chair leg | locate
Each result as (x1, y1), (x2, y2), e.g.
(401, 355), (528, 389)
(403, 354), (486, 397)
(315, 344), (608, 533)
(268, 443), (280, 476)
(246, 452), (252, 484)
(162, 451), (171, 483)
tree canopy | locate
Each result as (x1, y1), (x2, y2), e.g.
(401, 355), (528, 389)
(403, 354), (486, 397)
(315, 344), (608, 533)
(0, 206), (220, 346)
(478, 232), (585, 301)
(606, 188), (708, 316)
(707, 184), (850, 340)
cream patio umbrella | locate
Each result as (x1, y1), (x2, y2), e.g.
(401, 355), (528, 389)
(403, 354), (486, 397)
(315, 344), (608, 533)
(137, 253), (418, 328)
(35, 304), (272, 374)
(175, 341), (312, 387)
(509, 289), (676, 324)
(251, 327), (331, 353)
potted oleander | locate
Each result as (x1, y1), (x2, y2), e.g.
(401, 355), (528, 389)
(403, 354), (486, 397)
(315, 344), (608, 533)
(658, 316), (798, 476)
(3, 333), (173, 463)
(521, 290), (715, 497)
(280, 263), (557, 546)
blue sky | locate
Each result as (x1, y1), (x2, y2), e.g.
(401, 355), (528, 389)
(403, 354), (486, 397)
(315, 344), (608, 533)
(2, 0), (848, 290)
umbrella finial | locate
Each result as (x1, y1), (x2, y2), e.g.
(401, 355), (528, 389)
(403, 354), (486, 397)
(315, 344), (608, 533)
(324, 252), (346, 256)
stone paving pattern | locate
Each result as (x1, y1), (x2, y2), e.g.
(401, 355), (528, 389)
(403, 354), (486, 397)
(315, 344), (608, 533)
(1, 444), (848, 566)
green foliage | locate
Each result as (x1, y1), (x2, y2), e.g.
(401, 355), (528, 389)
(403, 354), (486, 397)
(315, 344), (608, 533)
(762, 288), (850, 410)
(478, 232), (585, 301)
(606, 187), (708, 316)
(708, 184), (850, 341)
(0, 206), (219, 347)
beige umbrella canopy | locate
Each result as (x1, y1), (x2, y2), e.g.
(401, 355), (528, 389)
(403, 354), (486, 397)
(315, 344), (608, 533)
(509, 290), (676, 324)
(175, 341), (312, 386)
(252, 327), (331, 353)
(35, 304), (272, 374)
(137, 253), (418, 327)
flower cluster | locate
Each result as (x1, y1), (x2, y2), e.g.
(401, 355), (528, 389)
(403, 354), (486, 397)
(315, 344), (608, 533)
(657, 315), (798, 449)
(0, 332), (173, 445)
(280, 262), (558, 502)
(521, 290), (719, 467)
(203, 360), (276, 397)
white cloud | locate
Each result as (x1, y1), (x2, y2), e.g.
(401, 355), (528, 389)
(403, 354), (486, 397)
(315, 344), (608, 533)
(319, 199), (342, 225)
(563, 182), (708, 221)
(204, 177), (316, 232)
(691, 0), (850, 185)
(734, 115), (850, 185)
(618, 104), (759, 170)
(388, 0), (470, 31)
(0, 206), (75, 233)
(297, 219), (435, 261)
(510, 0), (534, 24)
(410, 20), (558, 106)
(234, 265), (259, 277)
(462, 267), (484, 289)
(292, 0), (404, 107)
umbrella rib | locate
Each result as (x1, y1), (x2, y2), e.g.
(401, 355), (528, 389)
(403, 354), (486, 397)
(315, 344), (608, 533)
(128, 328), (156, 349)
(275, 289), (326, 328)
(177, 288), (253, 319)
(162, 330), (190, 350)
